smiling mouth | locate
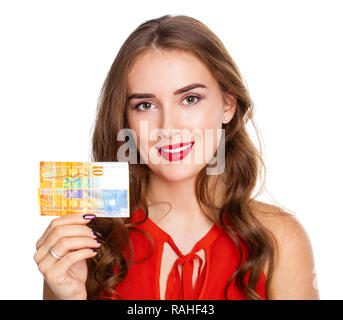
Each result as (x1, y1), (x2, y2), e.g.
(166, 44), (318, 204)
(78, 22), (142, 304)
(156, 141), (195, 153)
(155, 141), (195, 162)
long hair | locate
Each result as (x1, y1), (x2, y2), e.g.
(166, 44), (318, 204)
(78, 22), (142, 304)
(86, 14), (283, 300)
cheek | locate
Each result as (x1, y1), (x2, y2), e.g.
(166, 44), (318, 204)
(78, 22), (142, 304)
(189, 109), (223, 140)
(192, 109), (223, 158)
(127, 119), (158, 161)
(127, 115), (150, 142)
(188, 100), (223, 128)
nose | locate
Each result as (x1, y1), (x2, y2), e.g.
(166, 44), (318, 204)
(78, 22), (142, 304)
(159, 104), (181, 139)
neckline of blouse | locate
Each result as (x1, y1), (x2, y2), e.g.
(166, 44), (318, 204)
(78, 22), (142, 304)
(132, 207), (222, 257)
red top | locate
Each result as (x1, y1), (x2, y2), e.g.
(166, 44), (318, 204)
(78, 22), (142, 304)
(101, 207), (266, 300)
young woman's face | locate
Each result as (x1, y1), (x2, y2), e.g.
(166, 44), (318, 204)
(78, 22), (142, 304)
(125, 49), (236, 182)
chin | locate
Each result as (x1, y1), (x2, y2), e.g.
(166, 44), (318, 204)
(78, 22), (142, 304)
(149, 163), (204, 183)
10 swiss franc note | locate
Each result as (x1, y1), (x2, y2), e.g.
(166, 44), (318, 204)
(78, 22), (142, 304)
(38, 161), (130, 217)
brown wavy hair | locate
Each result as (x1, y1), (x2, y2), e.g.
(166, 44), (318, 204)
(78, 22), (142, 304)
(86, 14), (285, 300)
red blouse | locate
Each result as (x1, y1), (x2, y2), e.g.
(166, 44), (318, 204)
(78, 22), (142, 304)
(101, 207), (266, 300)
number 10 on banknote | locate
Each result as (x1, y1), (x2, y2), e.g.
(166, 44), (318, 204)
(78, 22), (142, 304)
(38, 162), (130, 217)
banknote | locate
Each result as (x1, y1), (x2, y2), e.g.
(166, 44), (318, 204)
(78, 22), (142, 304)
(39, 161), (130, 217)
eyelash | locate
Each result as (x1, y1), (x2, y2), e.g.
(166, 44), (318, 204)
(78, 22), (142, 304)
(133, 95), (202, 112)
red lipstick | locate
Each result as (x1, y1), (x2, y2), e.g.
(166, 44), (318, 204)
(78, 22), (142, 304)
(156, 141), (195, 162)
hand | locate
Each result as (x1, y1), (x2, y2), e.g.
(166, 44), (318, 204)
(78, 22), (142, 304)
(34, 213), (102, 300)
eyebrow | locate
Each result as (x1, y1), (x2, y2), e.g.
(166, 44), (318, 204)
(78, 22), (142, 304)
(127, 83), (207, 101)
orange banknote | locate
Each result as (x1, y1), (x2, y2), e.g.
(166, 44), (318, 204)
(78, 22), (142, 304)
(38, 161), (129, 217)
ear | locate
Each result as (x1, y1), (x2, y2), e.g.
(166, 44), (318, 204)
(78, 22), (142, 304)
(222, 93), (237, 124)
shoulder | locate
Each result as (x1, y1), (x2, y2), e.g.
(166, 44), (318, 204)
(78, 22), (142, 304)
(249, 200), (319, 299)
(249, 200), (304, 245)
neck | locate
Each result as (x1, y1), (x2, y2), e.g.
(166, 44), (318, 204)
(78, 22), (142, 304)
(146, 170), (224, 226)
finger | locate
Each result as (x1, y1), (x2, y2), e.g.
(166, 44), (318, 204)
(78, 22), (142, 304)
(54, 236), (102, 257)
(34, 225), (97, 264)
(35, 236), (101, 265)
(37, 248), (97, 286)
(54, 248), (98, 275)
(36, 213), (97, 250)
(36, 249), (60, 278)
(36, 213), (96, 250)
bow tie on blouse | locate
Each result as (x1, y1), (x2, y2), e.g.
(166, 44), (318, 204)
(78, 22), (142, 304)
(165, 251), (204, 299)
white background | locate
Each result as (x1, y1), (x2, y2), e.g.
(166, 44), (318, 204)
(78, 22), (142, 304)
(0, 0), (342, 299)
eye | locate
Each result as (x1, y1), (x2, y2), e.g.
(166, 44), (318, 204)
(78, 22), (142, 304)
(133, 95), (202, 112)
(181, 95), (201, 105)
(133, 102), (156, 112)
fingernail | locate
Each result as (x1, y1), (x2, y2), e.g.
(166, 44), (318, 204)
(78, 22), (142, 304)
(83, 214), (96, 220)
(92, 229), (104, 240)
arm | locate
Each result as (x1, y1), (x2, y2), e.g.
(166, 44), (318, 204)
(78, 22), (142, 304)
(266, 214), (319, 300)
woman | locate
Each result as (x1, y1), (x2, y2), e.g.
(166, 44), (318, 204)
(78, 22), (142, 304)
(34, 14), (319, 300)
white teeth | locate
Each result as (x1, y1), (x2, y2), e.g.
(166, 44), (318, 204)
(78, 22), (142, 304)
(161, 143), (193, 153)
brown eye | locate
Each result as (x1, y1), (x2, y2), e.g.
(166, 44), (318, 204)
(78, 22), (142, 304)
(134, 102), (156, 112)
(182, 95), (201, 105)
(141, 103), (151, 110)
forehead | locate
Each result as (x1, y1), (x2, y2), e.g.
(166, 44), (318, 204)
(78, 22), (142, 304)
(127, 49), (216, 92)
